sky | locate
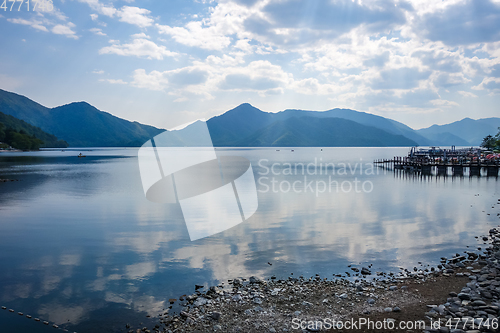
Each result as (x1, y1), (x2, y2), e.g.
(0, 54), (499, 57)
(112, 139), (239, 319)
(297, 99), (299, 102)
(1, 0), (500, 130)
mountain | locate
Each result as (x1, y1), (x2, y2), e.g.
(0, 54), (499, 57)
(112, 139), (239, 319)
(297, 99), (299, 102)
(207, 103), (275, 146)
(0, 111), (68, 148)
(416, 131), (470, 146)
(417, 117), (500, 146)
(275, 108), (431, 145)
(0, 89), (165, 147)
(205, 103), (429, 146)
(230, 116), (417, 147)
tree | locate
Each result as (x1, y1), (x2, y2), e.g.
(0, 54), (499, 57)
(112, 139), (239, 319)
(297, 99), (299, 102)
(481, 127), (500, 151)
(481, 135), (496, 150)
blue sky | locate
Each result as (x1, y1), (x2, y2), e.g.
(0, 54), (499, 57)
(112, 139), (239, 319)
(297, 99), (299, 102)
(1, 0), (500, 130)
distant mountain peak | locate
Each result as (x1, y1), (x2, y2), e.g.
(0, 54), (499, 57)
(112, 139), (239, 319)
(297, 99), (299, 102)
(60, 101), (94, 108)
(230, 103), (262, 112)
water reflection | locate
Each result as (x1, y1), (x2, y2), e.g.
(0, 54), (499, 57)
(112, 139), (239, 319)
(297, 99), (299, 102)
(0, 148), (498, 332)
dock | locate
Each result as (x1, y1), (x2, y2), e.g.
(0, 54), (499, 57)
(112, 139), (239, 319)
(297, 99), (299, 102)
(374, 146), (500, 177)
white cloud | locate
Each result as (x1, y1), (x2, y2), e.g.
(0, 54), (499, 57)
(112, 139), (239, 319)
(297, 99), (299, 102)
(157, 22), (231, 50)
(89, 27), (106, 36)
(92, 70), (104, 74)
(52, 24), (78, 39)
(99, 78), (127, 84)
(77, 0), (117, 17)
(99, 38), (177, 60)
(131, 69), (169, 91)
(472, 77), (500, 92)
(458, 91), (478, 98)
(90, 14), (98, 20)
(7, 18), (48, 32)
(131, 33), (149, 39)
(430, 99), (460, 107)
(117, 6), (154, 28)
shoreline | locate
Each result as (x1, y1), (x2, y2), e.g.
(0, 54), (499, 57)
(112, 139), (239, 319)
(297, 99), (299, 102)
(133, 211), (500, 333)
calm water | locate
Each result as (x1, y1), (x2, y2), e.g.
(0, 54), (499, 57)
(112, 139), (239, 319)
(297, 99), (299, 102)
(0, 147), (499, 332)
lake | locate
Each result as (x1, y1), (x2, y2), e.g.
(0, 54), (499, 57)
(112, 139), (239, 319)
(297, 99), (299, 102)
(0, 147), (499, 332)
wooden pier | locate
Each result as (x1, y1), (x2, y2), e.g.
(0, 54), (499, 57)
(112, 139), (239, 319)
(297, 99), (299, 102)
(374, 147), (500, 177)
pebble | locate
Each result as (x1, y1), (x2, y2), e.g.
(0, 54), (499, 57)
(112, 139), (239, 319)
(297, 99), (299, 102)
(457, 293), (470, 300)
(210, 312), (221, 321)
(253, 297), (262, 304)
(194, 297), (208, 307)
(249, 276), (262, 284)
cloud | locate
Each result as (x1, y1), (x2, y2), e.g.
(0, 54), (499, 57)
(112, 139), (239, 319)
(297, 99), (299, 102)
(7, 18), (48, 32)
(433, 72), (469, 88)
(131, 66), (210, 91)
(372, 67), (431, 90)
(117, 6), (154, 28)
(168, 68), (209, 86)
(263, 0), (406, 31)
(157, 21), (231, 50)
(472, 77), (500, 92)
(412, 50), (463, 73)
(363, 51), (390, 68)
(416, 0), (500, 46)
(488, 64), (500, 77)
(458, 91), (478, 98)
(51, 23), (78, 39)
(232, 0), (260, 7)
(131, 69), (169, 91)
(239, 0), (408, 47)
(430, 99), (460, 107)
(92, 70), (104, 74)
(219, 73), (281, 91)
(131, 33), (149, 39)
(99, 38), (177, 60)
(77, 0), (117, 17)
(99, 78), (127, 84)
(89, 27), (106, 36)
(90, 14), (98, 20)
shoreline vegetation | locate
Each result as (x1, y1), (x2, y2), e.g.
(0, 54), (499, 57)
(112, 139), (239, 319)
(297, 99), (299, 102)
(0, 112), (68, 150)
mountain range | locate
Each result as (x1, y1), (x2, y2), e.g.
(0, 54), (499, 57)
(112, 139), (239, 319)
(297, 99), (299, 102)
(0, 89), (164, 147)
(0, 89), (497, 147)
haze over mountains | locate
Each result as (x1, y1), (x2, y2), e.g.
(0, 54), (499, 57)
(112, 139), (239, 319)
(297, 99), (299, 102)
(0, 89), (497, 148)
